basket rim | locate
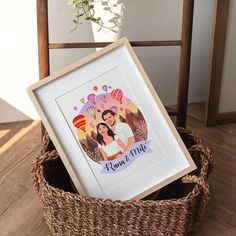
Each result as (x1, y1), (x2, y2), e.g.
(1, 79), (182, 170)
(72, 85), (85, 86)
(32, 127), (211, 206)
(32, 153), (206, 207)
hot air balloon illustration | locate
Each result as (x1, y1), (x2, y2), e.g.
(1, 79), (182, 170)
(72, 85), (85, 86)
(111, 89), (123, 104)
(93, 86), (98, 92)
(87, 106), (97, 119)
(87, 93), (96, 105)
(102, 85), (108, 92)
(110, 106), (118, 114)
(80, 98), (85, 104)
(73, 115), (86, 132)
(101, 95), (107, 103)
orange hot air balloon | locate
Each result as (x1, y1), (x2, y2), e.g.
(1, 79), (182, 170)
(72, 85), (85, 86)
(111, 89), (123, 104)
(73, 115), (86, 132)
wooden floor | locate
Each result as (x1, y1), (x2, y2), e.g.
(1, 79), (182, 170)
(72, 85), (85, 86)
(0, 103), (235, 236)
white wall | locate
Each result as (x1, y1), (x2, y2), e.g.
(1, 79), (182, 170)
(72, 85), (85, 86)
(49, 0), (214, 105)
(0, 0), (39, 122)
(0, 0), (214, 123)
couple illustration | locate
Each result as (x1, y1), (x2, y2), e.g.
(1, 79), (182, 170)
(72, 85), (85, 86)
(96, 109), (135, 161)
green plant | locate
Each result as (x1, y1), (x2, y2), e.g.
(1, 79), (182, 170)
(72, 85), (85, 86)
(68, 0), (114, 31)
(67, 0), (121, 32)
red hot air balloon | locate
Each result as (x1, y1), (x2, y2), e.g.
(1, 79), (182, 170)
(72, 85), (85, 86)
(111, 89), (123, 104)
(73, 115), (86, 132)
(87, 106), (97, 119)
(87, 93), (96, 105)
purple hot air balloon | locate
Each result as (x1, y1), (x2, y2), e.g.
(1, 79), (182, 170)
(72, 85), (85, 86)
(102, 85), (108, 92)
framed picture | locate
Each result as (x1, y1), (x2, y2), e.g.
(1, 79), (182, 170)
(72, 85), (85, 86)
(28, 37), (196, 200)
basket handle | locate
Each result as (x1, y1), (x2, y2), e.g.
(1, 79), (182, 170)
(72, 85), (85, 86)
(182, 175), (209, 200)
(32, 145), (58, 195)
(181, 144), (212, 225)
(177, 127), (202, 145)
(182, 175), (210, 224)
(40, 132), (51, 155)
(188, 144), (213, 179)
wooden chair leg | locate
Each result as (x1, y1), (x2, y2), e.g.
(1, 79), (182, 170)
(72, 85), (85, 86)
(176, 0), (194, 127)
(37, 0), (50, 136)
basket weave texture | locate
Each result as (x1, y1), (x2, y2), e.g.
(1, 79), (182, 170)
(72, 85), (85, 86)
(32, 128), (213, 236)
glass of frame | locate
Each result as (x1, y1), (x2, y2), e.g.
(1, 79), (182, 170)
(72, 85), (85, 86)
(28, 37), (196, 200)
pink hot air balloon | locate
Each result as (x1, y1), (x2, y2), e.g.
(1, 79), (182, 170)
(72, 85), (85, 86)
(111, 89), (123, 104)
(87, 93), (96, 105)
(87, 106), (97, 119)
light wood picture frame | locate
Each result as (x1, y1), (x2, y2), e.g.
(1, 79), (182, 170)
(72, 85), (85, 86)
(206, 0), (236, 125)
(28, 37), (196, 200)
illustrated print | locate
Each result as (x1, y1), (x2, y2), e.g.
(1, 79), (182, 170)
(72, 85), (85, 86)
(72, 86), (152, 174)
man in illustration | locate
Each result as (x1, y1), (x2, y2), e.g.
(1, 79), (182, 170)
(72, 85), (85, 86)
(102, 109), (135, 148)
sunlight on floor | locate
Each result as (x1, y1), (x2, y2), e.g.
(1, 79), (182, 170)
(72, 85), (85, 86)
(0, 121), (40, 156)
(0, 129), (10, 140)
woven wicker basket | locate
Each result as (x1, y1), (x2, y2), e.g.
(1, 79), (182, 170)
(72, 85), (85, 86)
(32, 128), (213, 236)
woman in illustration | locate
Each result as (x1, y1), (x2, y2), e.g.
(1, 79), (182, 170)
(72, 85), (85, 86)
(96, 122), (128, 161)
